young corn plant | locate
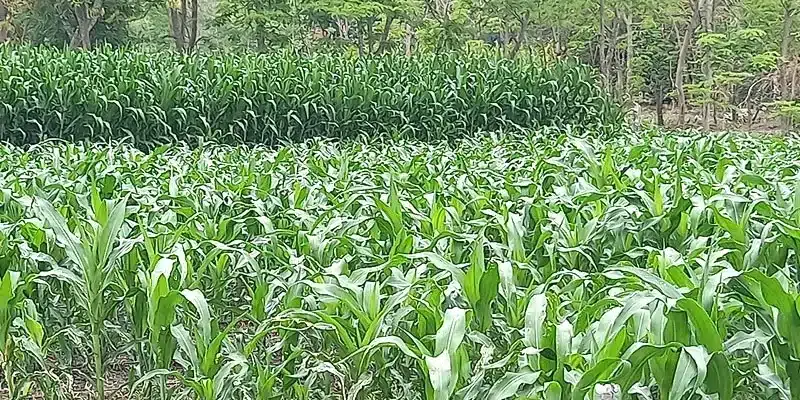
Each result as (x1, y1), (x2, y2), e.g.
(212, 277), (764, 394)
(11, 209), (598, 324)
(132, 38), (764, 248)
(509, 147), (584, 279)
(33, 194), (136, 400)
(0, 127), (799, 400)
(0, 270), (27, 399)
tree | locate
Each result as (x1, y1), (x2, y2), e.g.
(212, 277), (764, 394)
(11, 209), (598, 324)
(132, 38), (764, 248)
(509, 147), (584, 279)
(635, 16), (677, 125)
(0, 1), (8, 42)
(501, 0), (541, 59)
(216, 0), (294, 50)
(375, 0), (420, 53)
(700, 0), (715, 131)
(780, 0), (797, 127)
(168, 0), (200, 53)
(676, 0), (701, 126)
(11, 0), (156, 47)
(598, 0), (607, 84)
(538, 0), (589, 58)
(311, 0), (382, 54)
(69, 0), (104, 48)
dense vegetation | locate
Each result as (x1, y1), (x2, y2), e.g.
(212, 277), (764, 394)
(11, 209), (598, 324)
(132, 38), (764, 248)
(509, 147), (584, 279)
(0, 129), (798, 399)
(3, 0), (800, 130)
(0, 47), (620, 146)
(2, 2), (799, 400)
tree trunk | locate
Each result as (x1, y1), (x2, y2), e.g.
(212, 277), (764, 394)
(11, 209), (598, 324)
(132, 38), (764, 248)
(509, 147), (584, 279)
(256, 34), (266, 52)
(676, 0), (701, 127)
(70, 2), (103, 49)
(0, 1), (8, 43)
(180, 0), (188, 51)
(552, 28), (561, 58)
(168, 2), (185, 52)
(625, 11), (634, 97)
(509, 12), (529, 59)
(334, 18), (348, 39)
(616, 50), (625, 98)
(188, 0), (199, 53)
(729, 83), (737, 126)
(781, 3), (794, 100)
(598, 0), (608, 87)
(70, 22), (92, 49)
(366, 17), (375, 54)
(656, 82), (665, 126)
(404, 23), (413, 56)
(377, 15), (394, 54)
(167, 0), (197, 53)
(781, 2), (794, 129)
(610, 12), (622, 98)
(701, 0), (714, 131)
(356, 20), (364, 57)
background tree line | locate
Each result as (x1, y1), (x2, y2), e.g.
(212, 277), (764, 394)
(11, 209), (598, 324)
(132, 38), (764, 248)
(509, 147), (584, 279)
(0, 0), (799, 130)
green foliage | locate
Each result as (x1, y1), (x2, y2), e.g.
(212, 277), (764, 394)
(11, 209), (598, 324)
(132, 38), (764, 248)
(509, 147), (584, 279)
(0, 128), (798, 398)
(0, 46), (622, 147)
(770, 100), (800, 126)
(12, 0), (157, 46)
(214, 0), (309, 49)
(633, 16), (676, 98)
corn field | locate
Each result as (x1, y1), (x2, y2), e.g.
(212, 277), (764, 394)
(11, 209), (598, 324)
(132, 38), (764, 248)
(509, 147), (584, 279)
(0, 128), (798, 399)
(0, 47), (623, 147)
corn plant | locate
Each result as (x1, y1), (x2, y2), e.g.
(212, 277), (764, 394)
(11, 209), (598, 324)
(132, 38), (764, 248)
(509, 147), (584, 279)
(33, 194), (136, 400)
(0, 270), (26, 398)
(0, 128), (797, 400)
(0, 47), (623, 148)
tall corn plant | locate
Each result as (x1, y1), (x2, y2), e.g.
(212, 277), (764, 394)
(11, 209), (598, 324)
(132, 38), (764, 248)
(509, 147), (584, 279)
(0, 46), (623, 147)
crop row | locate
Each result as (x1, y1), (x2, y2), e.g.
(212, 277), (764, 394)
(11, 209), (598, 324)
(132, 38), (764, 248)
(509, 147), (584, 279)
(0, 47), (622, 147)
(0, 129), (797, 399)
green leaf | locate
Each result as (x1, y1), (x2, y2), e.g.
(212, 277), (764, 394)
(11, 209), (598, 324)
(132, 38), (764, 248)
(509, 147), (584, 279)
(360, 336), (421, 360)
(506, 212), (526, 262)
(0, 270), (21, 307)
(463, 238), (485, 307)
(705, 352), (732, 400)
(724, 329), (772, 352)
(94, 196), (128, 268)
(523, 294), (547, 348)
(426, 352), (456, 400)
(556, 320), (572, 362)
(570, 358), (621, 400)
(33, 197), (90, 271)
(542, 381), (561, 400)
(605, 294), (654, 345)
(24, 316), (44, 347)
(130, 368), (181, 395)
(408, 252), (467, 287)
(182, 289), (212, 345)
(476, 265), (499, 331)
(757, 364), (791, 400)
(610, 266), (683, 299)
(435, 308), (467, 356)
(669, 347), (709, 400)
(498, 261), (515, 302)
(172, 324), (200, 374)
(676, 298), (723, 352)
(618, 342), (680, 393)
(486, 369), (541, 400)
